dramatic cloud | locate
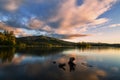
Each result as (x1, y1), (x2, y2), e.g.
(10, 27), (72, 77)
(0, 0), (117, 39)
(56, 0), (116, 34)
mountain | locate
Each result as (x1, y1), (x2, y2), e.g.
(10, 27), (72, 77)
(16, 35), (76, 47)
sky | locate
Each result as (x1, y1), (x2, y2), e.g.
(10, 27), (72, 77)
(0, 0), (120, 43)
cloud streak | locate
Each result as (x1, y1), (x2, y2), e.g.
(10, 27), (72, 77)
(63, 34), (90, 39)
(109, 23), (120, 28)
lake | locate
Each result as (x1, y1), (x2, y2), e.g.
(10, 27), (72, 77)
(0, 47), (120, 80)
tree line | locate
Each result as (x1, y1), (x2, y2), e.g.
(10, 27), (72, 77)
(0, 30), (119, 47)
(0, 31), (16, 46)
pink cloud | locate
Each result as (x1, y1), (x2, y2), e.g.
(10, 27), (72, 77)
(4, 0), (23, 11)
(28, 18), (44, 29)
(0, 0), (117, 39)
(0, 22), (32, 37)
(54, 0), (116, 35)
(90, 18), (108, 26)
(28, 18), (54, 32)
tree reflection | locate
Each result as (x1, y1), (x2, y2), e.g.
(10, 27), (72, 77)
(0, 48), (15, 63)
(16, 47), (73, 56)
(0, 48), (110, 80)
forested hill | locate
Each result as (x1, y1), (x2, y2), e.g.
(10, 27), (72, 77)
(16, 35), (120, 47)
(0, 31), (119, 47)
(16, 36), (76, 47)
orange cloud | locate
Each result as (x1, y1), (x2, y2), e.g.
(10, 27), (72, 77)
(65, 34), (90, 39)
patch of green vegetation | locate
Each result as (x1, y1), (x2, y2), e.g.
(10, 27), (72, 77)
(0, 30), (119, 48)
(0, 31), (16, 46)
(16, 35), (76, 47)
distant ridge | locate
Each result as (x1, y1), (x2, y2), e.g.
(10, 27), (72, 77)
(16, 35), (120, 47)
(16, 35), (75, 47)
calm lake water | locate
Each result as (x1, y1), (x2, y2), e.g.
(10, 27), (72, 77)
(0, 47), (120, 80)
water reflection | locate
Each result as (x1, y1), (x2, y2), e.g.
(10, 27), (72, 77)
(0, 47), (120, 80)
(0, 48), (15, 63)
(16, 47), (71, 56)
(0, 47), (71, 64)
